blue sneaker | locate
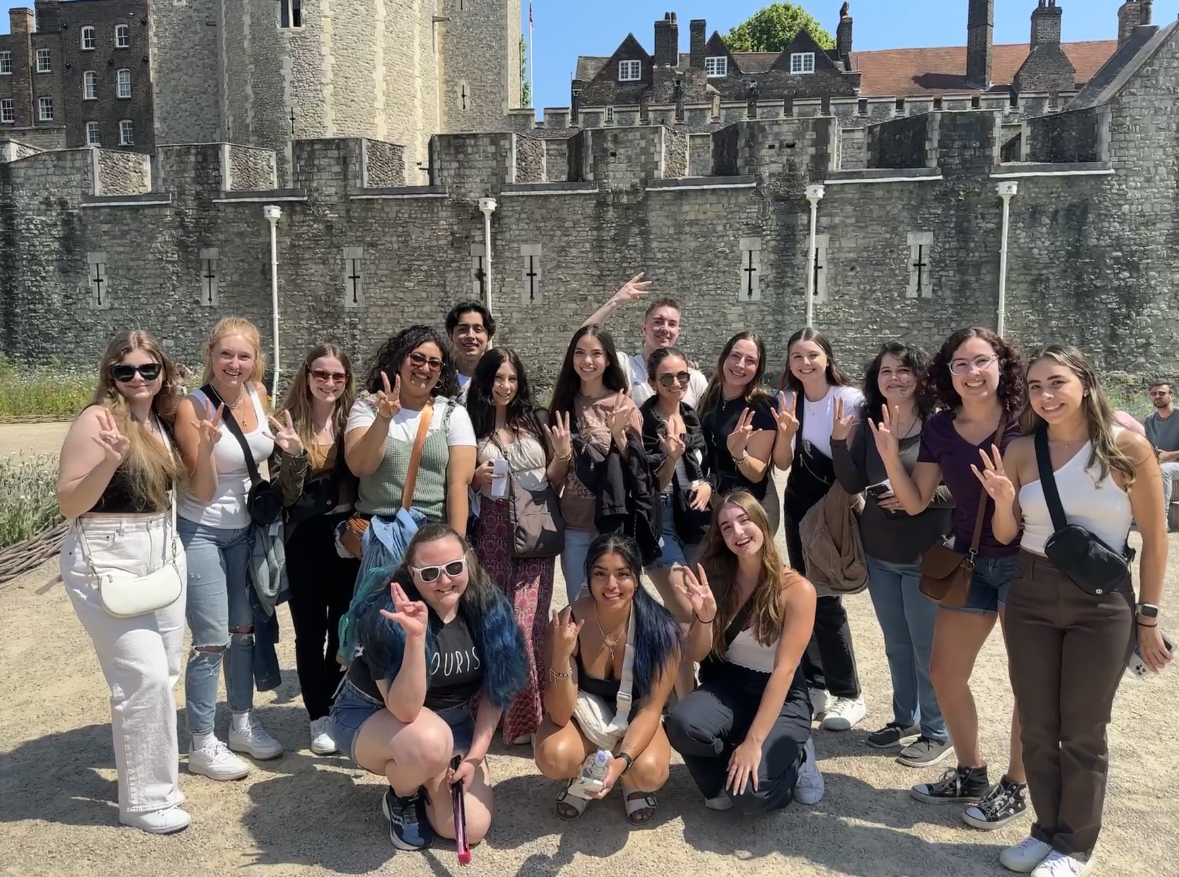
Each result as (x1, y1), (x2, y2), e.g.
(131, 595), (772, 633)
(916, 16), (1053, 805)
(381, 787), (433, 851)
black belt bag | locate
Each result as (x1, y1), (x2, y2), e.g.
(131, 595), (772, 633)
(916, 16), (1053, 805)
(1035, 428), (1132, 596)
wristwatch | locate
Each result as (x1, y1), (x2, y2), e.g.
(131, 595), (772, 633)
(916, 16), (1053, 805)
(1137, 604), (1160, 620)
(616, 752), (634, 775)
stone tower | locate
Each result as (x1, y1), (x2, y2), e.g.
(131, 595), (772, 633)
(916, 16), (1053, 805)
(150, 0), (220, 146)
(438, 0), (522, 133)
(965, 0), (995, 90)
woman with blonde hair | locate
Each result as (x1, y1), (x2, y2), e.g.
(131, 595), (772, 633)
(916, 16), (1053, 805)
(278, 343), (360, 755)
(665, 490), (824, 814)
(57, 331), (191, 833)
(975, 345), (1171, 877)
(174, 317), (305, 780)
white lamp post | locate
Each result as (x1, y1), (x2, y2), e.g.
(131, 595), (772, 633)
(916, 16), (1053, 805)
(263, 205), (282, 399)
(804, 184), (825, 329)
(996, 181), (1018, 337)
(478, 197), (498, 328)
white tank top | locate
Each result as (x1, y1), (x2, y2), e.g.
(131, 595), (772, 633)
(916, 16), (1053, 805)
(726, 626), (779, 674)
(1018, 434), (1133, 555)
(178, 384), (275, 529)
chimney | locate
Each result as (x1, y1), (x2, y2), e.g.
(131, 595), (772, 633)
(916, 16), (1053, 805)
(966, 0), (994, 90)
(836, 2), (853, 70)
(9, 7), (34, 35)
(1030, 0), (1062, 49)
(1117, 1), (1152, 45)
(689, 19), (706, 70)
(654, 13), (679, 68)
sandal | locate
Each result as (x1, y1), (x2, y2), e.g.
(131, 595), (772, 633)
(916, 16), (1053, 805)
(556, 781), (591, 821)
(624, 791), (658, 825)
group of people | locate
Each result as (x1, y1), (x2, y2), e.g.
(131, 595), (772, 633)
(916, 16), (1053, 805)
(55, 276), (1173, 877)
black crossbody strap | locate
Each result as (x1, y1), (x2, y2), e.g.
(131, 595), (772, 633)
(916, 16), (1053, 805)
(201, 384), (264, 487)
(724, 596), (756, 650)
(1033, 428), (1069, 533)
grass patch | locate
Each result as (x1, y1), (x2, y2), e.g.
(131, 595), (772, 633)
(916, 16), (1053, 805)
(0, 358), (94, 419)
(0, 453), (61, 549)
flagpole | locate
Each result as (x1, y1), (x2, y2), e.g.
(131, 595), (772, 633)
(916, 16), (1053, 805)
(529, 3), (535, 111)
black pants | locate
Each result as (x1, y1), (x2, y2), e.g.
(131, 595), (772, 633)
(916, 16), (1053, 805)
(285, 513), (360, 721)
(783, 504), (862, 699)
(665, 661), (810, 814)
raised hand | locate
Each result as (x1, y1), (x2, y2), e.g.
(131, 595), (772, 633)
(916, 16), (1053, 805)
(660, 431), (686, 460)
(609, 272), (654, 307)
(970, 444), (1016, 506)
(376, 372), (402, 420)
(378, 581), (429, 639)
(773, 391), (800, 440)
(831, 396), (858, 443)
(265, 410), (304, 456)
(726, 408), (757, 458)
(606, 408), (631, 448)
(674, 563), (717, 622)
(867, 404), (901, 461)
(92, 407), (131, 464)
(550, 606), (584, 659)
(545, 410), (573, 459)
(196, 399), (224, 452)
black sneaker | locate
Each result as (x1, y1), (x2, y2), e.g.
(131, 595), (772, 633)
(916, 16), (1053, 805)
(962, 777), (1028, 830)
(910, 764), (990, 804)
(381, 787), (433, 851)
(897, 736), (954, 768)
(866, 722), (920, 749)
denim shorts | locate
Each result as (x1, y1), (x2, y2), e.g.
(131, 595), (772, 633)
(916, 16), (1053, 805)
(943, 551), (1018, 615)
(649, 493), (702, 572)
(330, 680), (475, 767)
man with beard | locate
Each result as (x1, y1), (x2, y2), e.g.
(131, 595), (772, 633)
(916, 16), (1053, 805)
(1145, 381), (1179, 525)
(445, 302), (496, 401)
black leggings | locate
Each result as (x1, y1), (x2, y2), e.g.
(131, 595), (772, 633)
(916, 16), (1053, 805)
(285, 513), (359, 721)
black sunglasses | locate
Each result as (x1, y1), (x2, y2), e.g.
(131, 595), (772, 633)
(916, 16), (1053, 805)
(112, 363), (163, 383)
(659, 371), (691, 388)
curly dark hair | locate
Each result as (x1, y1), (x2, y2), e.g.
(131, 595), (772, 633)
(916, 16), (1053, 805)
(863, 340), (936, 426)
(466, 346), (547, 452)
(363, 325), (460, 399)
(929, 327), (1024, 416)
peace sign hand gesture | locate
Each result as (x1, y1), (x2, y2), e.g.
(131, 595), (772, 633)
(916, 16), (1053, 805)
(867, 404), (902, 461)
(674, 563), (717, 623)
(265, 410), (304, 456)
(550, 606), (584, 660)
(831, 396), (858, 443)
(661, 430), (686, 460)
(196, 399), (224, 454)
(970, 444), (1016, 507)
(92, 407), (131, 464)
(606, 408), (631, 449)
(726, 408), (759, 458)
(609, 272), (654, 307)
(378, 581), (429, 640)
(773, 391), (800, 440)
(376, 372), (401, 421)
(545, 410), (573, 459)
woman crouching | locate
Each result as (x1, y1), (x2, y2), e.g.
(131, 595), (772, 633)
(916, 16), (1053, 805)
(534, 534), (683, 825)
(329, 524), (526, 852)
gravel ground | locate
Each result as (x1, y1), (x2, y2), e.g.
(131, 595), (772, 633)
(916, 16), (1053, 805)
(1, 425), (1175, 877)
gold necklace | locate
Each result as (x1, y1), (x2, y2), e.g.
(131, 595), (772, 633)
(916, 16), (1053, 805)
(594, 603), (629, 664)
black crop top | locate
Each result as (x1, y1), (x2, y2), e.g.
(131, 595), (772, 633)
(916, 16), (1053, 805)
(86, 416), (176, 514)
(572, 612), (644, 718)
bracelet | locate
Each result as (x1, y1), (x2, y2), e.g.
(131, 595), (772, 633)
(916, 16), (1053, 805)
(1137, 620), (1159, 628)
(548, 667), (573, 683)
(554, 451), (572, 463)
(694, 612), (716, 625)
(732, 453), (750, 467)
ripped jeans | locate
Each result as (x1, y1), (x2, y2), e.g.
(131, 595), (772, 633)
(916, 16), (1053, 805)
(180, 518), (280, 736)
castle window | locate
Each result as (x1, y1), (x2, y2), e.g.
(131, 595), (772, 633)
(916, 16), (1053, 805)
(86, 122), (101, 146)
(0, 52), (10, 75)
(0, 99), (14, 124)
(119, 120), (134, 146)
(933, 97), (943, 111)
(117, 69), (132, 99)
(789, 52), (814, 75)
(38, 97), (54, 122)
(618, 60), (642, 82)
(115, 25), (130, 48)
(279, 0), (303, 29)
(605, 106), (614, 124)
(81, 27), (96, 51)
(457, 81), (471, 111)
(705, 56), (728, 78)
(84, 71), (97, 100)
(36, 49), (51, 74)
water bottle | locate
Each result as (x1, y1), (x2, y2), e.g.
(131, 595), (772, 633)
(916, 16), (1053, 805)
(569, 749), (611, 796)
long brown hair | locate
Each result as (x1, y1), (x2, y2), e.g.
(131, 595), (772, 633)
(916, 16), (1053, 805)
(697, 332), (771, 418)
(280, 343), (356, 468)
(201, 316), (266, 386)
(91, 330), (185, 510)
(696, 490), (790, 656)
(1021, 345), (1137, 488)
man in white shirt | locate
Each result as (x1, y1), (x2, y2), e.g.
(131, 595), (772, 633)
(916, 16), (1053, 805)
(582, 273), (709, 406)
(445, 302), (496, 401)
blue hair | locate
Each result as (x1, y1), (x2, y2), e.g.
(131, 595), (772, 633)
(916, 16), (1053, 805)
(354, 526), (528, 710)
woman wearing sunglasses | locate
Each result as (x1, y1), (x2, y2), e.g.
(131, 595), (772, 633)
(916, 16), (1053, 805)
(641, 347), (712, 699)
(277, 344), (360, 756)
(329, 524), (526, 852)
(57, 331), (191, 833)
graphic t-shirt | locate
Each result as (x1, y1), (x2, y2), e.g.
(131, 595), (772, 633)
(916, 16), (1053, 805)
(425, 610), (483, 710)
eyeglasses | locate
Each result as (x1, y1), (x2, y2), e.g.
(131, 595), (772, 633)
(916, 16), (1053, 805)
(111, 363), (162, 383)
(310, 369), (347, 384)
(659, 371), (691, 388)
(948, 355), (998, 376)
(411, 558), (467, 582)
(407, 352), (444, 372)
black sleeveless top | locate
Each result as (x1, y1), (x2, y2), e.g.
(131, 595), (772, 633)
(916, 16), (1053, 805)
(85, 411), (174, 514)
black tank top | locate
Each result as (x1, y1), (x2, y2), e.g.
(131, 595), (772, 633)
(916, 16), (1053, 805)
(85, 414), (175, 514)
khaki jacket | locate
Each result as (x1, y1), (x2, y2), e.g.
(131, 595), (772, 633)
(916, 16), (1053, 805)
(799, 483), (868, 597)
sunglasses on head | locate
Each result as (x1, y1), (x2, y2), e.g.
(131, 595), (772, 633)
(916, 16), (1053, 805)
(407, 351), (444, 372)
(111, 363), (163, 383)
(659, 371), (691, 388)
(411, 558), (467, 582)
(310, 369), (347, 384)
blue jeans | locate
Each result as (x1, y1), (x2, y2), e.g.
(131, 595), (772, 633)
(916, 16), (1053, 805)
(945, 546), (1018, 615)
(330, 681), (476, 766)
(181, 518), (271, 735)
(648, 494), (702, 571)
(864, 555), (946, 741)
(559, 528), (595, 604)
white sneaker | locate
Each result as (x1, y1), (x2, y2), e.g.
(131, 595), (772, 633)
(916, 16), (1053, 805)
(704, 790), (733, 811)
(809, 688), (834, 722)
(1001, 837), (1053, 873)
(1031, 851), (1095, 877)
(188, 737), (250, 781)
(119, 805), (191, 835)
(794, 737), (825, 805)
(229, 720), (285, 760)
(821, 694), (867, 731)
(309, 717), (338, 756)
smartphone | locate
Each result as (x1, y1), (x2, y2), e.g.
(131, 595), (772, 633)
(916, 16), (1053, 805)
(866, 481), (892, 500)
(490, 458), (509, 499)
(1125, 632), (1175, 680)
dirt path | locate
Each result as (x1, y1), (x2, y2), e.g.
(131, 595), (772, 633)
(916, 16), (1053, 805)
(0, 421), (70, 456)
(1, 459), (1176, 877)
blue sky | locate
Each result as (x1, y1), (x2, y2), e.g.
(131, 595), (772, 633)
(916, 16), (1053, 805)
(4, 0), (1176, 113)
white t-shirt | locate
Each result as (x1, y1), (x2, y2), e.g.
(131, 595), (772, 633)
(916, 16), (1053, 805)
(345, 395), (477, 448)
(792, 385), (865, 460)
(620, 350), (709, 408)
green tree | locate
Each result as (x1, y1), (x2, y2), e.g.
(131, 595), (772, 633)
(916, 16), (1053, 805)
(520, 36), (532, 108)
(724, 2), (835, 53)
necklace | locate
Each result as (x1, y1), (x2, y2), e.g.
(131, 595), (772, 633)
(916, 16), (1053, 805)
(594, 602), (629, 664)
